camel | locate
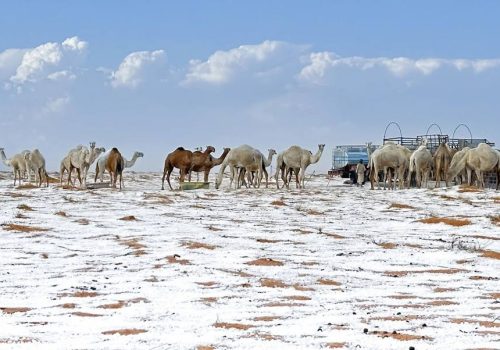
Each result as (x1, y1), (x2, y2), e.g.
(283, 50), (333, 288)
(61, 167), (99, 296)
(95, 151), (144, 183)
(280, 144), (325, 189)
(215, 145), (263, 190)
(369, 143), (410, 190)
(433, 143), (453, 188)
(408, 145), (433, 188)
(162, 147), (193, 190)
(274, 152), (299, 189)
(0, 148), (30, 185)
(24, 149), (49, 187)
(448, 147), (470, 185)
(239, 149), (276, 188)
(61, 142), (105, 188)
(447, 143), (499, 189)
(188, 146), (216, 182)
(189, 147), (230, 183)
(106, 148), (125, 189)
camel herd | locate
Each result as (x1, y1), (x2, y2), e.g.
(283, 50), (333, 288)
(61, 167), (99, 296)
(368, 141), (500, 190)
(0, 143), (325, 191)
(161, 144), (325, 190)
(1, 141), (499, 191)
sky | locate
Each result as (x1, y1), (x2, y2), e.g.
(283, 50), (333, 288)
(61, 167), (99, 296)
(1, 0), (499, 172)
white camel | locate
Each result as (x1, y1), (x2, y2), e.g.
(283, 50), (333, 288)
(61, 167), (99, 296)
(0, 148), (30, 185)
(24, 149), (49, 187)
(61, 142), (105, 188)
(95, 150), (144, 183)
(280, 144), (325, 189)
(215, 145), (263, 189)
(369, 143), (410, 190)
(408, 145), (433, 188)
(447, 143), (499, 189)
(239, 149), (276, 188)
(448, 147), (470, 185)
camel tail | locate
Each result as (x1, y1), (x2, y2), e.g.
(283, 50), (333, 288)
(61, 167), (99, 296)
(409, 157), (416, 173)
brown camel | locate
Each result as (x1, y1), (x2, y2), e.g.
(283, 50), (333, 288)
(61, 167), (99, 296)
(162, 147), (193, 190)
(188, 146), (216, 182)
(106, 148), (124, 189)
(189, 147), (230, 182)
(433, 143), (452, 188)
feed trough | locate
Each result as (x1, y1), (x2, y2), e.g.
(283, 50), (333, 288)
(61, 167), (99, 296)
(179, 182), (210, 190)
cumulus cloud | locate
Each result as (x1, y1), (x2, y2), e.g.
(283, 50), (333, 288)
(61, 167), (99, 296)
(0, 48), (28, 79)
(183, 40), (304, 85)
(299, 52), (500, 83)
(110, 50), (166, 88)
(47, 70), (76, 81)
(9, 36), (87, 84)
(41, 96), (70, 115)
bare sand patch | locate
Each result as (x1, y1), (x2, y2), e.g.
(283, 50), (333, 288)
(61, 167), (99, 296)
(102, 329), (148, 335)
(480, 250), (500, 260)
(71, 312), (103, 317)
(16, 184), (38, 190)
(166, 255), (191, 265)
(458, 185), (482, 193)
(324, 343), (347, 349)
(245, 258), (284, 266)
(260, 278), (287, 288)
(60, 291), (99, 298)
(283, 295), (311, 301)
(374, 330), (432, 341)
(418, 217), (471, 226)
(271, 200), (286, 206)
(384, 268), (465, 277)
(119, 215), (139, 221)
(17, 204), (34, 211)
(213, 322), (253, 330)
(0, 307), (32, 314)
(182, 241), (217, 250)
(253, 316), (282, 322)
(318, 278), (341, 286)
(450, 318), (500, 328)
(2, 224), (49, 233)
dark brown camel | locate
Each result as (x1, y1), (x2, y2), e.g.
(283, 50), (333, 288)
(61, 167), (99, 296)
(189, 147), (231, 182)
(162, 147), (193, 190)
(106, 148), (124, 189)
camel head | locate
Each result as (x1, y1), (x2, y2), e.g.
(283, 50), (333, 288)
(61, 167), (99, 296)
(318, 144), (325, 151)
(268, 149), (277, 157)
(24, 151), (31, 160)
(205, 146), (216, 154)
(89, 142), (96, 150)
(134, 152), (144, 158)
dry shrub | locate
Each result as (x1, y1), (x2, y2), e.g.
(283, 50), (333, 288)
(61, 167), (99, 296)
(17, 204), (34, 211)
(74, 218), (89, 225)
(207, 225), (223, 231)
(60, 291), (99, 298)
(2, 224), (48, 233)
(418, 216), (471, 226)
(0, 337), (38, 344)
(119, 215), (138, 221)
(195, 281), (218, 287)
(200, 297), (217, 305)
(271, 200), (286, 206)
(490, 215), (500, 226)
(166, 255), (191, 265)
(59, 303), (76, 309)
(433, 287), (456, 293)
(0, 307), (32, 314)
(306, 209), (323, 215)
(15, 213), (28, 219)
(293, 284), (315, 291)
(4, 192), (32, 198)
(253, 316), (282, 322)
(71, 312), (103, 317)
(213, 322), (253, 330)
(389, 203), (415, 209)
(197, 346), (215, 350)
(375, 242), (397, 249)
(384, 268), (465, 277)
(102, 329), (147, 336)
(262, 302), (306, 307)
(98, 301), (126, 309)
(256, 238), (282, 243)
(318, 278), (341, 286)
(283, 295), (311, 301)
(245, 258), (283, 266)
(427, 300), (458, 306)
(55, 211), (68, 217)
(325, 343), (346, 349)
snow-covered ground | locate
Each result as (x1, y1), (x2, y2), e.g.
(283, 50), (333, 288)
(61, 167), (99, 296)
(0, 171), (499, 350)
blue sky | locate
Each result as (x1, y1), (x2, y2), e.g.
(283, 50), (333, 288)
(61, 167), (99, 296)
(1, 0), (499, 172)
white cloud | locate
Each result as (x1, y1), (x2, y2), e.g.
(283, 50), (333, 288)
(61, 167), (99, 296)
(47, 70), (76, 81)
(0, 48), (27, 79)
(9, 36), (87, 84)
(299, 52), (500, 83)
(42, 96), (70, 115)
(183, 40), (303, 85)
(110, 50), (165, 88)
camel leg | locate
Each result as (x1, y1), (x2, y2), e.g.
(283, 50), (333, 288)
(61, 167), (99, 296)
(166, 169), (174, 191)
(475, 169), (483, 188)
(204, 171), (209, 183)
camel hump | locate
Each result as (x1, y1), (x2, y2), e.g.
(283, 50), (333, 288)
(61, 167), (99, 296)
(176, 147), (185, 151)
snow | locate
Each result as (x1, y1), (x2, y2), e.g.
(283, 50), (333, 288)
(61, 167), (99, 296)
(0, 172), (499, 349)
